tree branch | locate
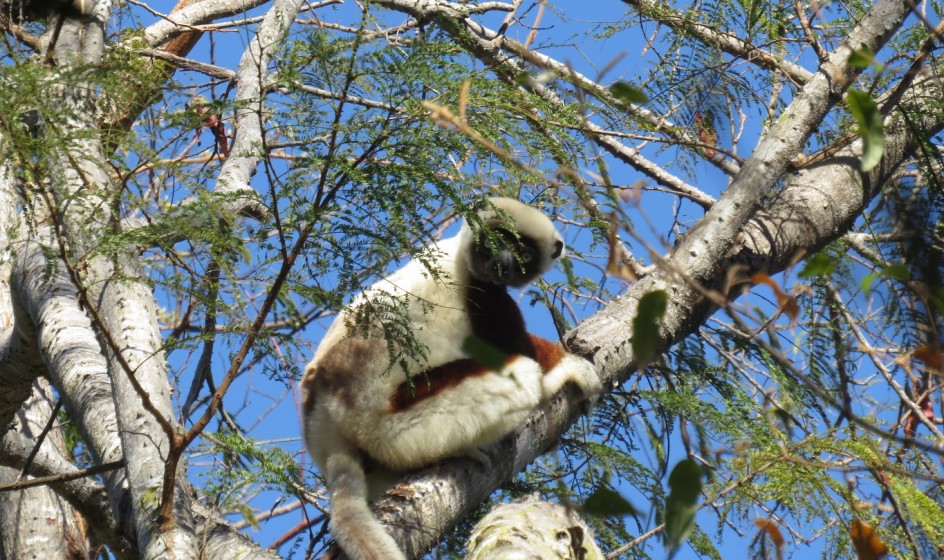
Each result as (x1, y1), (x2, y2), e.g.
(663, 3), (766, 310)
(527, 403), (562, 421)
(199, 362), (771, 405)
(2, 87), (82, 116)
(376, 0), (717, 206)
(0, 156), (42, 437)
(0, 381), (100, 559)
(347, 0), (918, 555)
(0, 418), (132, 559)
(622, 0), (814, 86)
(207, 0), (310, 220)
(140, 0), (273, 47)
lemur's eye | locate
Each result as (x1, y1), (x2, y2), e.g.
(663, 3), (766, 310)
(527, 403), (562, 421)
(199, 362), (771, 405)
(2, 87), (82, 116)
(519, 252), (533, 263)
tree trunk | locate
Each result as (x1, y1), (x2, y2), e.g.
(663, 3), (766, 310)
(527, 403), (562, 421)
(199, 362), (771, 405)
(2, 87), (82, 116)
(0, 381), (87, 560)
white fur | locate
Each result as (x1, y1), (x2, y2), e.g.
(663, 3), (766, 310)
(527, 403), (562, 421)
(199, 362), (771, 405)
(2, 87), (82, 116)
(302, 200), (600, 560)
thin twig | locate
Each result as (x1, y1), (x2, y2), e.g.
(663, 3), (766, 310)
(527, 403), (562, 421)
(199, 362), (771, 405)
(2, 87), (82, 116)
(0, 461), (124, 493)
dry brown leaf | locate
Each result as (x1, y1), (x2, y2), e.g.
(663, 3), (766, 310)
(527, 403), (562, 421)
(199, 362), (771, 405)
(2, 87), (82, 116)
(754, 518), (785, 560)
(751, 273), (799, 324)
(914, 344), (944, 374)
(850, 519), (888, 560)
(605, 215), (637, 282)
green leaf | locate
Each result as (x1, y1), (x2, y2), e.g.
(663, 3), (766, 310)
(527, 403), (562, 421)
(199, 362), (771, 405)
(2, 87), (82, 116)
(664, 458), (703, 554)
(632, 290), (668, 365)
(461, 335), (507, 370)
(744, 0), (760, 35)
(861, 272), (880, 293)
(882, 263), (910, 281)
(610, 81), (649, 105)
(799, 252), (839, 278)
(237, 504), (260, 531)
(846, 89), (885, 172)
(848, 48), (876, 70)
(861, 263), (911, 293)
(584, 487), (638, 518)
(931, 286), (944, 316)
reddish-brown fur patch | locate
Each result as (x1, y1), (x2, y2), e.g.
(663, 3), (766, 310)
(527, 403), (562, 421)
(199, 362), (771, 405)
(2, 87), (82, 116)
(529, 334), (565, 372)
(388, 279), (568, 412)
(389, 359), (490, 412)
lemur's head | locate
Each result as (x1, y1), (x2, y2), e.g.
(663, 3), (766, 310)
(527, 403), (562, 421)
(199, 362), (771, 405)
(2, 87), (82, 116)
(463, 197), (564, 287)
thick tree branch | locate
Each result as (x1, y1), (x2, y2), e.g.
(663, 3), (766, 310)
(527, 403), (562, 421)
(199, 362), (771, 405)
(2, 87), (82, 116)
(106, 0), (209, 135)
(350, 0), (917, 555)
(43, 3), (202, 556)
(0, 180), (138, 554)
(669, 0), (909, 279)
(193, 503), (284, 560)
(0, 156), (41, 436)
(0, 420), (283, 560)
(209, 0), (309, 220)
(141, 0), (273, 47)
(0, 382), (88, 560)
(0, 399), (133, 558)
(8, 238), (127, 493)
(731, 72), (944, 272)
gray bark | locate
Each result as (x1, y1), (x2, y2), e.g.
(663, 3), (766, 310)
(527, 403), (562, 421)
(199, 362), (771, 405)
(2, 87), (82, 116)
(0, 154), (41, 437)
(0, 421), (133, 557)
(213, 0), (307, 217)
(0, 0), (305, 559)
(0, 381), (86, 560)
(44, 2), (200, 553)
(352, 0), (934, 557)
(0, 0), (939, 558)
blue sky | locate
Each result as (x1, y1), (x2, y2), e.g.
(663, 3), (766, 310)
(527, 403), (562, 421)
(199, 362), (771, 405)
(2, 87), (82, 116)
(105, 1), (932, 558)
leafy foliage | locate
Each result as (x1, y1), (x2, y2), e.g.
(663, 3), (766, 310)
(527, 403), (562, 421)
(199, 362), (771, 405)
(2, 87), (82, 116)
(1, 0), (943, 559)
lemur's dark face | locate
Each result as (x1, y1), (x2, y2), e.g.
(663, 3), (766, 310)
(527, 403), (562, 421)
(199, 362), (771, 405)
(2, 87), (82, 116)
(469, 227), (562, 287)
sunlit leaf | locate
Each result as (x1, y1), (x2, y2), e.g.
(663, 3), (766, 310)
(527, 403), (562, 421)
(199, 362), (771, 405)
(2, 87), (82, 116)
(610, 81), (648, 104)
(664, 458), (703, 554)
(584, 487), (638, 518)
(861, 272), (880, 293)
(881, 263), (910, 281)
(861, 263), (911, 293)
(846, 89), (885, 172)
(744, 0), (760, 34)
(848, 48), (877, 69)
(238, 504), (260, 531)
(632, 290), (668, 365)
(646, 421), (666, 469)
(850, 519), (888, 560)
(798, 252), (838, 278)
